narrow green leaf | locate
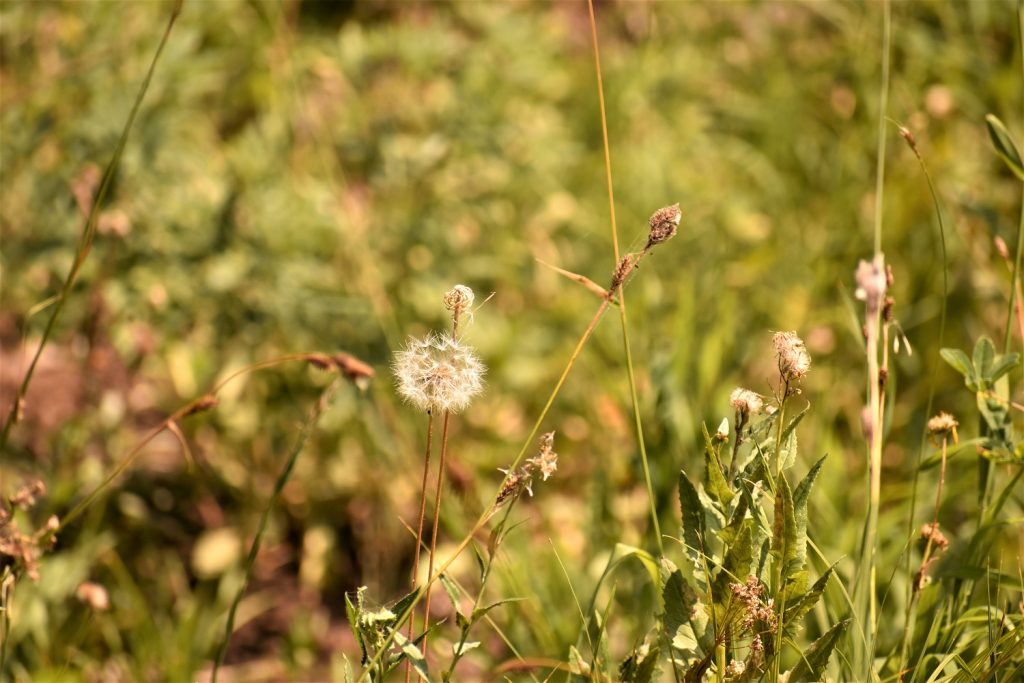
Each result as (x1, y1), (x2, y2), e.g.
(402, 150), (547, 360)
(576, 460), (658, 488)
(786, 618), (850, 681)
(661, 559), (711, 663)
(985, 113), (1024, 180)
(345, 591), (368, 664)
(791, 455), (826, 572)
(714, 521), (754, 600)
(452, 641), (480, 657)
(772, 477), (798, 580)
(393, 632), (431, 682)
(703, 423), (734, 507)
(568, 645), (591, 676)
(471, 597), (526, 623)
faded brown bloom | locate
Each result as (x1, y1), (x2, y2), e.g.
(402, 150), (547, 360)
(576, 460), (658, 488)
(920, 522), (949, 551)
(730, 388), (763, 417)
(772, 331), (811, 381)
(927, 412), (958, 439)
(647, 203), (681, 248)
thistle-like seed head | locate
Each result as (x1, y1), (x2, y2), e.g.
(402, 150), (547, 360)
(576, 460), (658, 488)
(772, 331), (811, 381)
(729, 388), (763, 417)
(393, 332), (485, 413)
(927, 411), (958, 440)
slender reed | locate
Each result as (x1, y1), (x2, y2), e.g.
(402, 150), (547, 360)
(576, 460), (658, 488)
(585, 0), (664, 557)
(0, 0), (183, 454)
(210, 378), (342, 683)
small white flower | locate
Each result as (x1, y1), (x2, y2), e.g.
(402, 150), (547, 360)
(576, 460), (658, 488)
(854, 253), (888, 315)
(393, 332), (485, 413)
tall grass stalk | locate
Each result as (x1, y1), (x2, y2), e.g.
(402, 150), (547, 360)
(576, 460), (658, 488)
(585, 0), (664, 557)
(893, 122), (950, 678)
(855, 2), (892, 677)
(210, 378), (341, 683)
(0, 0), (182, 454)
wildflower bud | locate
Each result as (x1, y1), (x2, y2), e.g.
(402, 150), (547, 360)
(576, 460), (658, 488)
(333, 353), (375, 388)
(393, 333), (485, 413)
(898, 125), (917, 152)
(184, 394), (219, 417)
(854, 253), (888, 316)
(76, 582), (110, 611)
(444, 284), (474, 314)
(306, 353), (335, 371)
(9, 480), (45, 510)
(995, 236), (1011, 261)
(772, 331), (811, 382)
(715, 418), (729, 441)
(647, 203), (681, 248)
(729, 388), (763, 418)
(920, 522), (949, 551)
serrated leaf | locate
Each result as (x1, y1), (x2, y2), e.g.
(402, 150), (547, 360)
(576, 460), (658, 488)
(784, 564), (837, 635)
(772, 477), (799, 580)
(394, 632), (431, 681)
(660, 559), (711, 664)
(703, 423), (734, 507)
(986, 113), (1024, 180)
(678, 469), (707, 585)
(786, 618), (850, 681)
(779, 428), (799, 472)
(390, 588), (421, 630)
(341, 653), (356, 683)
(791, 455), (826, 572)
(940, 348), (976, 388)
(714, 521), (754, 600)
(618, 641), (660, 683)
(973, 337), (996, 384)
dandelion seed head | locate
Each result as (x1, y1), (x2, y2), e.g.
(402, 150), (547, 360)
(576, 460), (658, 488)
(393, 332), (485, 413)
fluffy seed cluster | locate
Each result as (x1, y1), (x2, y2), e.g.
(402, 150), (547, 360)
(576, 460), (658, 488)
(647, 203), (681, 247)
(927, 411), (959, 438)
(526, 431), (558, 481)
(393, 333), (485, 413)
(772, 331), (811, 381)
(854, 253), (888, 316)
(497, 432), (559, 504)
(730, 388), (763, 417)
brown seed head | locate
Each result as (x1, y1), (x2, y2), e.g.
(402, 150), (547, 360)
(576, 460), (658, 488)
(185, 394), (219, 417)
(772, 331), (811, 381)
(647, 203), (681, 248)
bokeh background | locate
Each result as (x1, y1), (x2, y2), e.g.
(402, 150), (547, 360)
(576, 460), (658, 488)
(1, 0), (1021, 680)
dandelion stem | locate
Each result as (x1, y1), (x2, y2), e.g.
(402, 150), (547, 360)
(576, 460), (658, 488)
(422, 410), (452, 654)
(405, 410), (434, 683)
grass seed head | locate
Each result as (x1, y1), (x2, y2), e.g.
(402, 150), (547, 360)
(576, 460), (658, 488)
(647, 202), (681, 248)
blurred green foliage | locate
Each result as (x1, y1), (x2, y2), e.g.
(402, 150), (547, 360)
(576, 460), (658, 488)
(0, 0), (1021, 680)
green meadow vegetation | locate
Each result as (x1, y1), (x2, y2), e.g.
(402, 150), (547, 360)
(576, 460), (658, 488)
(1, 1), (1022, 681)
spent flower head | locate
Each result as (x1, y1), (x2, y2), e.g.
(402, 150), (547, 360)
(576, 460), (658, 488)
(393, 332), (485, 413)
(772, 331), (811, 382)
(730, 388), (763, 417)
(444, 284), (474, 317)
(526, 431), (558, 481)
(647, 203), (682, 248)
